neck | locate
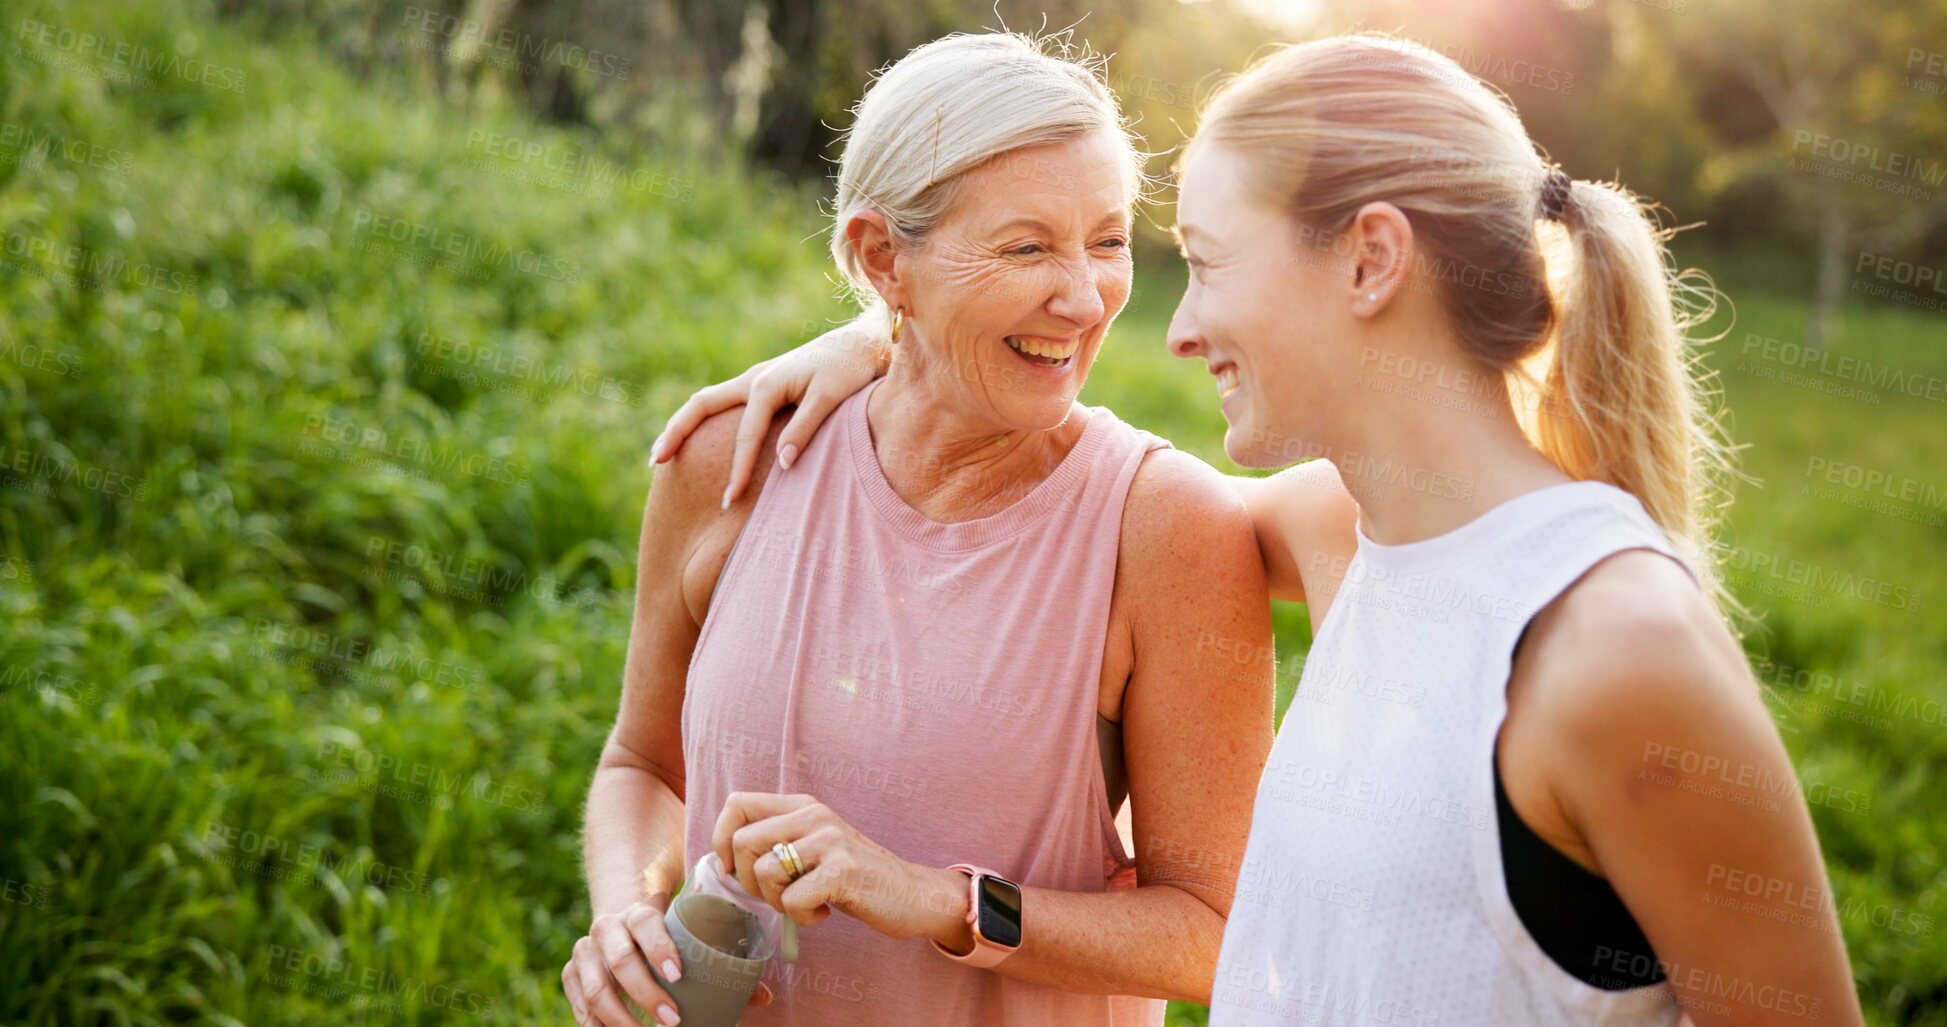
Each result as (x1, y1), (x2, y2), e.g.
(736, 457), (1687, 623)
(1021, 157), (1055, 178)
(1326, 338), (1570, 545)
(865, 358), (1084, 523)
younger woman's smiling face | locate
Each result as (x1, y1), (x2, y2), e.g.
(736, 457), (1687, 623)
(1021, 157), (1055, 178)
(870, 129), (1135, 432)
(1167, 142), (1361, 468)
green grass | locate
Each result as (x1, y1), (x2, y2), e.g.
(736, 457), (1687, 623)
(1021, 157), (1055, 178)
(1, 1), (1942, 1024)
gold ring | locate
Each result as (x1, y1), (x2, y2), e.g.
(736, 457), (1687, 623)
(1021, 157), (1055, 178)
(773, 841), (805, 880)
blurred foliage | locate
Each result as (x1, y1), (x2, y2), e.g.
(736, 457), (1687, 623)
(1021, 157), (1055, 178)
(0, 0), (849, 1022)
(1598, 0), (1947, 345)
(0, 0), (1942, 1025)
(217, 0), (1947, 295)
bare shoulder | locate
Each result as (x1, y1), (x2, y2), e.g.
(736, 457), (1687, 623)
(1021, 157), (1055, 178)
(1504, 559), (1861, 1026)
(1117, 447), (1270, 624)
(1122, 448), (1258, 567)
(655, 406), (786, 508)
(1516, 549), (1757, 760)
(649, 406), (791, 621)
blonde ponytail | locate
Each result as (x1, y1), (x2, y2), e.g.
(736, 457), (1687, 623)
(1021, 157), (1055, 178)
(1530, 179), (1734, 602)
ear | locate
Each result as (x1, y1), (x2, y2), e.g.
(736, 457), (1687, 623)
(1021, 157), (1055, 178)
(843, 210), (911, 312)
(1344, 201), (1414, 317)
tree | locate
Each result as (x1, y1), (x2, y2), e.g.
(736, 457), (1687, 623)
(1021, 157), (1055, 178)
(1612, 0), (1947, 347)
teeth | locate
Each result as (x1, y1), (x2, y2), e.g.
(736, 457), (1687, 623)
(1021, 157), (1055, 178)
(1005, 336), (1078, 363)
(1217, 367), (1240, 397)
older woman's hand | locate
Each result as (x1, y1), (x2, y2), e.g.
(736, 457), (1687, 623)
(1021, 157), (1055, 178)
(713, 792), (969, 946)
(562, 895), (775, 1027)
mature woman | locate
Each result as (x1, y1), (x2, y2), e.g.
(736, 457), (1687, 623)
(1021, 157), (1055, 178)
(564, 32), (1274, 1027)
(657, 32), (1864, 1027)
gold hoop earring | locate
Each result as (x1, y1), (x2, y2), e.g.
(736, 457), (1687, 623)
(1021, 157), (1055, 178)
(889, 307), (905, 344)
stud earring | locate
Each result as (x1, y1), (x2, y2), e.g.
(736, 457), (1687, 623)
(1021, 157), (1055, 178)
(1368, 292), (1378, 302)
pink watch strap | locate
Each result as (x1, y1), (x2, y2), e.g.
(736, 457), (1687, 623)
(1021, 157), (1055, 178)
(931, 864), (1016, 968)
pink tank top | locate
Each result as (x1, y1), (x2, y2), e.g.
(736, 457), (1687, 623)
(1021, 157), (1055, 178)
(683, 378), (1169, 1026)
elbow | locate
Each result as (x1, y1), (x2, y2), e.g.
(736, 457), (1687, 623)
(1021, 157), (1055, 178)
(595, 736), (685, 799)
(1147, 867), (1238, 922)
(1143, 879), (1233, 1004)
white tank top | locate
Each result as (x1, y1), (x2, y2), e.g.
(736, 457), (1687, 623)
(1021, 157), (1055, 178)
(1209, 480), (1691, 1027)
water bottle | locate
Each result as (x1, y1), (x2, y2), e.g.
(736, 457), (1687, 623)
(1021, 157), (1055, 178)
(649, 852), (787, 1026)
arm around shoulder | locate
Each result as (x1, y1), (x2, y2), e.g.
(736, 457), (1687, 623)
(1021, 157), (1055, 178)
(1233, 458), (1357, 605)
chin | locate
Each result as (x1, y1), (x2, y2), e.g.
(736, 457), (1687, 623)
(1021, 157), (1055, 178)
(1225, 432), (1278, 469)
(1224, 411), (1299, 469)
(1006, 393), (1081, 432)
(994, 371), (1087, 428)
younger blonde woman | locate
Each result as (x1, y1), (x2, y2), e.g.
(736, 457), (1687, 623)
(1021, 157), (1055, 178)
(655, 34), (1863, 1027)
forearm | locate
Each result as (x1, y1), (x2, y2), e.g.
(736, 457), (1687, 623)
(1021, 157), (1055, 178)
(821, 305), (892, 377)
(914, 865), (1226, 1004)
(582, 757), (687, 915)
(1010, 882), (1225, 1002)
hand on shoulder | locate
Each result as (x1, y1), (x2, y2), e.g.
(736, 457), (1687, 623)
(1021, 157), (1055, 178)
(648, 406), (792, 623)
(656, 406), (790, 514)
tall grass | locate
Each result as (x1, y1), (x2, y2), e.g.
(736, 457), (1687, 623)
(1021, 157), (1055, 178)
(1, 1), (1941, 1024)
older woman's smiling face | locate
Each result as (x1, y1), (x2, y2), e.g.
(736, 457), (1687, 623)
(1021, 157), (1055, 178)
(888, 129), (1135, 431)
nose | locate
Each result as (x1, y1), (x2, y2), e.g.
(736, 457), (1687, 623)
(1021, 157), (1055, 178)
(1046, 253), (1107, 328)
(1167, 285), (1203, 360)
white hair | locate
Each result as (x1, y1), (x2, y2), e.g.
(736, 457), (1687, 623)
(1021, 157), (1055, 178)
(829, 31), (1143, 303)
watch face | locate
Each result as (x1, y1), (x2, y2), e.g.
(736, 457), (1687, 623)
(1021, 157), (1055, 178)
(976, 875), (1023, 949)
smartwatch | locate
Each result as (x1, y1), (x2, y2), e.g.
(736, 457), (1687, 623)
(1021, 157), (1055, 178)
(931, 863), (1022, 968)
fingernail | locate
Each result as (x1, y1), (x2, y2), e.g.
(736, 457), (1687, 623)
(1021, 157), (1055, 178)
(658, 1003), (681, 1025)
(778, 443), (798, 470)
(650, 438), (664, 462)
(720, 488), (733, 510)
(662, 958), (682, 983)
